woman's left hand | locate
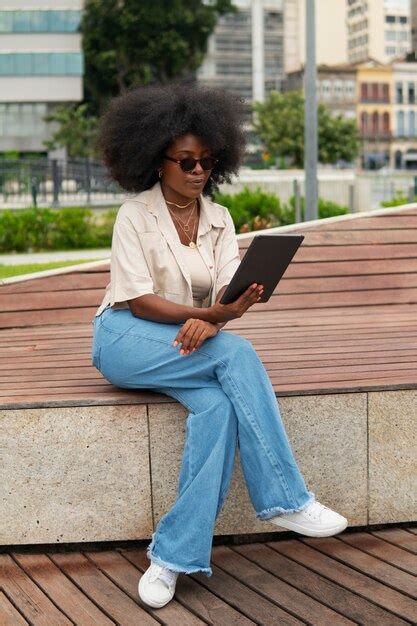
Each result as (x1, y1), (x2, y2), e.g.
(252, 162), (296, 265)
(173, 319), (219, 355)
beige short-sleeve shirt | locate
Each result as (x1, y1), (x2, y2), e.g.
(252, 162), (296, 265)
(94, 180), (241, 317)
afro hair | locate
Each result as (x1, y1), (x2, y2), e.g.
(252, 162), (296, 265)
(98, 83), (246, 196)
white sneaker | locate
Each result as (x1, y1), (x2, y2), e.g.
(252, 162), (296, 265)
(138, 562), (179, 608)
(268, 500), (348, 537)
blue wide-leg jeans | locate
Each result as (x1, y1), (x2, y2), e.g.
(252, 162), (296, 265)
(91, 306), (315, 577)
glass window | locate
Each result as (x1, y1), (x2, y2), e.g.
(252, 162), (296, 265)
(14, 53), (31, 75)
(0, 11), (13, 32)
(409, 111), (415, 136)
(0, 53), (83, 75)
(386, 15), (396, 23)
(396, 81), (403, 103)
(0, 10), (81, 33)
(397, 110), (405, 135)
(408, 82), (415, 104)
(399, 16), (408, 24)
(385, 30), (397, 41)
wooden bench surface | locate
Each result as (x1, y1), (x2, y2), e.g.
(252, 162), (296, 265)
(1, 205), (417, 408)
(1, 526), (416, 624)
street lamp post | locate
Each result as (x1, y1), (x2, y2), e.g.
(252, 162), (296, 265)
(304, 0), (318, 221)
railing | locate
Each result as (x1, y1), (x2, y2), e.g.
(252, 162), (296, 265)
(0, 157), (123, 207)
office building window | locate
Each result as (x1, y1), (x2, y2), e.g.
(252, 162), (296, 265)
(385, 46), (397, 55)
(396, 82), (403, 103)
(399, 16), (408, 24)
(371, 111), (379, 134)
(408, 82), (415, 104)
(0, 53), (83, 75)
(0, 103), (48, 136)
(382, 112), (390, 134)
(385, 15), (396, 23)
(382, 83), (389, 101)
(397, 110), (405, 135)
(0, 10), (81, 33)
(409, 111), (416, 136)
(361, 111), (368, 133)
(361, 82), (368, 101)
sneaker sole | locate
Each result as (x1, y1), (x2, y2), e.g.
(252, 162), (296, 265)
(138, 576), (174, 608)
(270, 517), (348, 537)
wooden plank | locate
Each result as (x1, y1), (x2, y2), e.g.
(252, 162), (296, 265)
(405, 527), (417, 535)
(276, 274), (417, 294)
(121, 547), (256, 626)
(0, 307), (98, 329)
(190, 563), (303, 625)
(12, 553), (114, 626)
(48, 552), (158, 626)
(0, 272), (109, 293)
(0, 591), (29, 625)
(0, 380), (110, 393)
(211, 545), (355, 625)
(0, 554), (72, 625)
(85, 550), (205, 625)
(337, 532), (417, 575)
(234, 542), (409, 625)
(266, 539), (417, 623)
(285, 257), (417, 278)
(370, 529), (417, 554)
(304, 215), (417, 230)
(0, 289), (103, 312)
(298, 537), (416, 598)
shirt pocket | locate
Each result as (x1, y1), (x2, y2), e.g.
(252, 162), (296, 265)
(139, 232), (182, 295)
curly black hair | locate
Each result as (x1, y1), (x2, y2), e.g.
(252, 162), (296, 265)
(98, 83), (246, 196)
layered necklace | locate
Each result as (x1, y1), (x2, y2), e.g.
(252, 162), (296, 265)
(166, 198), (198, 248)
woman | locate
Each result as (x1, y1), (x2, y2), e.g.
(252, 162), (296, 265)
(91, 84), (348, 609)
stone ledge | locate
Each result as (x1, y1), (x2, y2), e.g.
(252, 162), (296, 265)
(1, 390), (415, 545)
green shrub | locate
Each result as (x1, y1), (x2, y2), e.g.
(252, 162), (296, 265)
(0, 206), (116, 253)
(214, 186), (348, 232)
(381, 195), (417, 207)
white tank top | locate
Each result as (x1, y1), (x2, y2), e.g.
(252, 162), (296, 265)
(180, 242), (213, 307)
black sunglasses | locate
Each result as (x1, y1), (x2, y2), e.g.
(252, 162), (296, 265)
(163, 155), (218, 172)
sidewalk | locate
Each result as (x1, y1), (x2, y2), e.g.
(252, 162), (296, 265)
(0, 248), (111, 265)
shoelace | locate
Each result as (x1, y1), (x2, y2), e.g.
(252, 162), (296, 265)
(303, 500), (327, 519)
(149, 564), (178, 588)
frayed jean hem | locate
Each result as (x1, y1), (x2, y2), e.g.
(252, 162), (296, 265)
(256, 490), (316, 520)
(146, 544), (213, 578)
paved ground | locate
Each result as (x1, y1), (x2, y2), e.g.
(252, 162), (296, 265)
(0, 248), (111, 265)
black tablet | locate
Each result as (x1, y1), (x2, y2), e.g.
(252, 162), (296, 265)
(219, 233), (304, 305)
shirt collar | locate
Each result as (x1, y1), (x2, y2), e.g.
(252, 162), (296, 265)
(145, 180), (226, 236)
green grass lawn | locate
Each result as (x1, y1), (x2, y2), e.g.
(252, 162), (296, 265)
(0, 258), (103, 279)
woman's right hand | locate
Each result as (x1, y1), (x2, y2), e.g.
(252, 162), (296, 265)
(209, 283), (264, 323)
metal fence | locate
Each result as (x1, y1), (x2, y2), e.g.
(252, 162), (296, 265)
(0, 157), (123, 207)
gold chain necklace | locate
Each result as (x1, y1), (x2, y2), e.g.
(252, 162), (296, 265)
(166, 200), (196, 232)
(165, 197), (195, 209)
(168, 203), (199, 248)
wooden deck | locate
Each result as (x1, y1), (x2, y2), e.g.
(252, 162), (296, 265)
(1, 526), (416, 625)
(1, 205), (417, 408)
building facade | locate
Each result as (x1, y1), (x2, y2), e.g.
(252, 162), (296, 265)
(356, 61), (393, 169)
(347, 0), (412, 65)
(410, 0), (417, 52)
(391, 61), (417, 167)
(284, 0), (348, 74)
(284, 64), (357, 120)
(197, 0), (284, 107)
(0, 0), (84, 155)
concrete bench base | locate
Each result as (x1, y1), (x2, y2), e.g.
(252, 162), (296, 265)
(1, 390), (416, 545)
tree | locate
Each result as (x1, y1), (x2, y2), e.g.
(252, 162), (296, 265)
(252, 91), (360, 168)
(43, 104), (99, 158)
(81, 0), (236, 114)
